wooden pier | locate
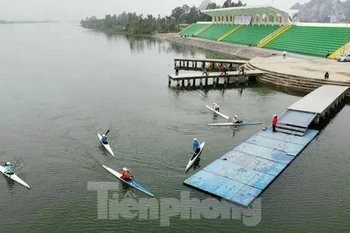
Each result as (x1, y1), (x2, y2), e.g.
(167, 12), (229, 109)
(174, 58), (247, 71)
(168, 70), (265, 88)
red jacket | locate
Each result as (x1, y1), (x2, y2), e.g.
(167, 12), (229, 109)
(121, 171), (131, 179)
(272, 117), (278, 126)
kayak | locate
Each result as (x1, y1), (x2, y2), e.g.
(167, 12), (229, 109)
(206, 105), (229, 120)
(97, 133), (115, 157)
(185, 141), (205, 173)
(207, 121), (262, 126)
(0, 166), (30, 189)
(102, 165), (154, 197)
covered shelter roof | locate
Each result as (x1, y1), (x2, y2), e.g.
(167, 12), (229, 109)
(202, 5), (288, 16)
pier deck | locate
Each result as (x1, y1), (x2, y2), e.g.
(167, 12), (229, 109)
(184, 85), (348, 207)
(168, 70), (264, 87)
(287, 85), (349, 114)
(174, 58), (247, 71)
(175, 58), (247, 64)
(168, 70), (264, 80)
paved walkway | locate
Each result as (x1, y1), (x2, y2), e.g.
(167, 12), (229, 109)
(249, 56), (350, 82)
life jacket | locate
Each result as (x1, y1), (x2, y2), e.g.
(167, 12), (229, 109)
(272, 117), (278, 126)
(121, 171), (130, 179)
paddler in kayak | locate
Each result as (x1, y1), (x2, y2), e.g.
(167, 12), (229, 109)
(101, 134), (108, 145)
(193, 138), (201, 155)
(121, 167), (133, 180)
(213, 103), (220, 112)
(232, 115), (243, 124)
(4, 162), (14, 175)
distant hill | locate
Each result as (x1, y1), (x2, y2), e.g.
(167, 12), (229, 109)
(0, 20), (58, 24)
(199, 0), (212, 10)
(296, 0), (350, 22)
(290, 3), (301, 10)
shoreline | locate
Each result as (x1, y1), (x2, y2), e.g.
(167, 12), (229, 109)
(157, 33), (350, 96)
(156, 33), (315, 60)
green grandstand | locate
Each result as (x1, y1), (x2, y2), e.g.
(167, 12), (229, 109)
(222, 25), (280, 46)
(264, 26), (350, 57)
(179, 23), (209, 36)
(196, 24), (235, 41)
(177, 6), (350, 58)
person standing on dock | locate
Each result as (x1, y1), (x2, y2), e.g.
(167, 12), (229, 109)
(202, 67), (209, 76)
(324, 71), (329, 79)
(283, 51), (287, 59)
(272, 114), (278, 133)
(238, 65), (245, 74)
(218, 64), (224, 73)
(221, 66), (227, 75)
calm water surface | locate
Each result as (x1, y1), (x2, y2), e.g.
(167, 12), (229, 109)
(0, 23), (349, 232)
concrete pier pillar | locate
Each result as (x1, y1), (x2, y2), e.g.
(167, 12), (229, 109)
(182, 79), (185, 87)
(193, 78), (196, 87)
(205, 78), (208, 86)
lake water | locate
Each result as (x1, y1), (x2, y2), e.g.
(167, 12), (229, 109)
(0, 23), (349, 232)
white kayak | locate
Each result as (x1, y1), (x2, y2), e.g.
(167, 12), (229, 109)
(102, 165), (154, 197)
(97, 133), (115, 157)
(0, 166), (30, 189)
(207, 121), (262, 126)
(205, 105), (229, 120)
(185, 141), (205, 173)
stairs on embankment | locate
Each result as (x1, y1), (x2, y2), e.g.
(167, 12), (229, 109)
(245, 62), (350, 96)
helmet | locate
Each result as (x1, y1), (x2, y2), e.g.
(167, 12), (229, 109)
(6, 162), (11, 165)
(102, 134), (105, 137)
(234, 115), (237, 118)
(273, 114), (277, 117)
(194, 138), (197, 141)
(123, 167), (127, 171)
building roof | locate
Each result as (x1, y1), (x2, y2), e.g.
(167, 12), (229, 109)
(202, 5), (288, 17)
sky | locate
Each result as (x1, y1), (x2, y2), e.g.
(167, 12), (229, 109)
(0, 0), (311, 21)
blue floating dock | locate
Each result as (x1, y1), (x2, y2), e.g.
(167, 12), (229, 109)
(184, 127), (318, 207)
(184, 85), (348, 207)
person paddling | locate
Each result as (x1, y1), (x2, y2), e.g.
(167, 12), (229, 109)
(272, 114), (278, 133)
(232, 115), (243, 124)
(101, 134), (109, 144)
(213, 103), (220, 112)
(193, 138), (201, 155)
(4, 162), (14, 175)
(121, 167), (133, 180)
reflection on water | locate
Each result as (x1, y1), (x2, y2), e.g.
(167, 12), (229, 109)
(102, 32), (239, 59)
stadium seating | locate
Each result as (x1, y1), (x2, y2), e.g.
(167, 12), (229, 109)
(265, 26), (350, 57)
(196, 24), (236, 41)
(179, 23), (210, 36)
(222, 25), (280, 46)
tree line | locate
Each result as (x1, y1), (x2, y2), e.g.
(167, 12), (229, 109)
(80, 0), (245, 35)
